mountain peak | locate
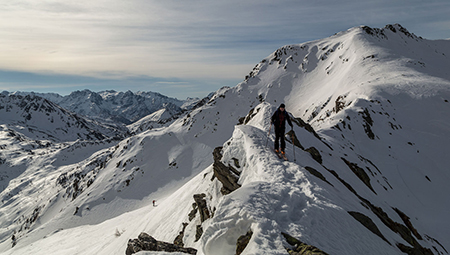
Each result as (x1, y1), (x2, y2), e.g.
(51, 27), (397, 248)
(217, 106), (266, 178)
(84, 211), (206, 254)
(360, 23), (420, 40)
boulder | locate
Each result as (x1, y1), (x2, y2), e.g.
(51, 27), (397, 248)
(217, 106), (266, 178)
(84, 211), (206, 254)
(126, 232), (197, 255)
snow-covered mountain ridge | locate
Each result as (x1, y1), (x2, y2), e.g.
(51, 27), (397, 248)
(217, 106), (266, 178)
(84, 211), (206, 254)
(5, 90), (199, 125)
(0, 93), (128, 142)
(1, 24), (450, 255)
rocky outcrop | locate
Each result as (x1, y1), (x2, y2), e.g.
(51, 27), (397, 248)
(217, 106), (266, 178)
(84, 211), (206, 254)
(305, 147), (322, 164)
(173, 222), (189, 247)
(360, 108), (375, 140)
(393, 207), (422, 241)
(348, 211), (389, 244)
(304, 166), (332, 186)
(213, 147), (241, 195)
(281, 232), (329, 255)
(193, 194), (211, 223)
(291, 117), (321, 141)
(182, 194), (212, 244)
(236, 230), (253, 255)
(195, 225), (203, 242)
(237, 105), (263, 125)
(286, 130), (304, 150)
(357, 197), (434, 255)
(324, 163), (435, 255)
(341, 157), (375, 194)
(126, 232), (197, 255)
(397, 243), (433, 255)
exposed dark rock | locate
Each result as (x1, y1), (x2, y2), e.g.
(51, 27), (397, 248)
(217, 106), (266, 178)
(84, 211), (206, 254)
(341, 158), (375, 194)
(319, 164), (437, 254)
(126, 232), (197, 255)
(11, 234), (16, 248)
(193, 194), (210, 223)
(304, 166), (332, 186)
(360, 108), (375, 140)
(195, 225), (203, 242)
(348, 211), (390, 244)
(357, 196), (432, 253)
(213, 147), (241, 195)
(334, 95), (347, 113)
(305, 147), (322, 164)
(424, 235), (448, 254)
(281, 232), (329, 255)
(291, 117), (321, 140)
(357, 155), (382, 175)
(291, 115), (334, 150)
(393, 207), (422, 241)
(361, 26), (387, 39)
(327, 167), (358, 195)
(244, 107), (260, 125)
(232, 157), (241, 168)
(397, 243), (433, 255)
(188, 203), (198, 221)
(258, 94), (265, 102)
(385, 24), (417, 39)
(236, 230), (253, 255)
(286, 130), (304, 150)
(174, 222), (189, 247)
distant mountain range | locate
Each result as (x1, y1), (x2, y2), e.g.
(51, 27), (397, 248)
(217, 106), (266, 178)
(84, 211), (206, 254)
(3, 90), (201, 125)
(0, 93), (129, 142)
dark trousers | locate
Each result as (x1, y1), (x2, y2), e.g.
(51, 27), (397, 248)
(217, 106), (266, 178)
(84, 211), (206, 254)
(274, 127), (286, 151)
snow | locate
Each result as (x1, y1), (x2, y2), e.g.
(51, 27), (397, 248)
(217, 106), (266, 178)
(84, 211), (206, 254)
(1, 24), (450, 255)
(8, 89), (194, 126)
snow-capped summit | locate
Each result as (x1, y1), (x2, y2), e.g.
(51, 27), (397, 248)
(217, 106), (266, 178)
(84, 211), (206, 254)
(51, 89), (187, 125)
(0, 93), (128, 142)
(10, 89), (195, 125)
(1, 24), (449, 255)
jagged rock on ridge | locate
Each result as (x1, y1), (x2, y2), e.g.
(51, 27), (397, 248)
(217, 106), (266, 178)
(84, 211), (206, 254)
(174, 222), (189, 247)
(126, 232), (197, 255)
(212, 147), (241, 195)
(341, 157), (375, 193)
(193, 193), (210, 223)
(281, 232), (330, 255)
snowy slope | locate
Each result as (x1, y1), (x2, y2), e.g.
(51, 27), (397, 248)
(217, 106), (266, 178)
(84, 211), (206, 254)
(1, 24), (450, 255)
(8, 90), (193, 125)
(127, 108), (183, 134)
(0, 93), (128, 142)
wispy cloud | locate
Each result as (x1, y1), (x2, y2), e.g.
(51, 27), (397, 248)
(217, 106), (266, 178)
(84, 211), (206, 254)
(0, 0), (449, 97)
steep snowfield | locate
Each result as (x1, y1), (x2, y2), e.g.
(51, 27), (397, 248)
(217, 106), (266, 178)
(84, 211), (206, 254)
(1, 24), (450, 255)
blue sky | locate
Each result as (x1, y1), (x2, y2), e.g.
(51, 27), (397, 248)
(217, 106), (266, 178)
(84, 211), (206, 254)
(1, 0), (449, 99)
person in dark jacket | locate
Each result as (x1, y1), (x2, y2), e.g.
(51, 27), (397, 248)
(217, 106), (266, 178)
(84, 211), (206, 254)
(271, 103), (293, 154)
